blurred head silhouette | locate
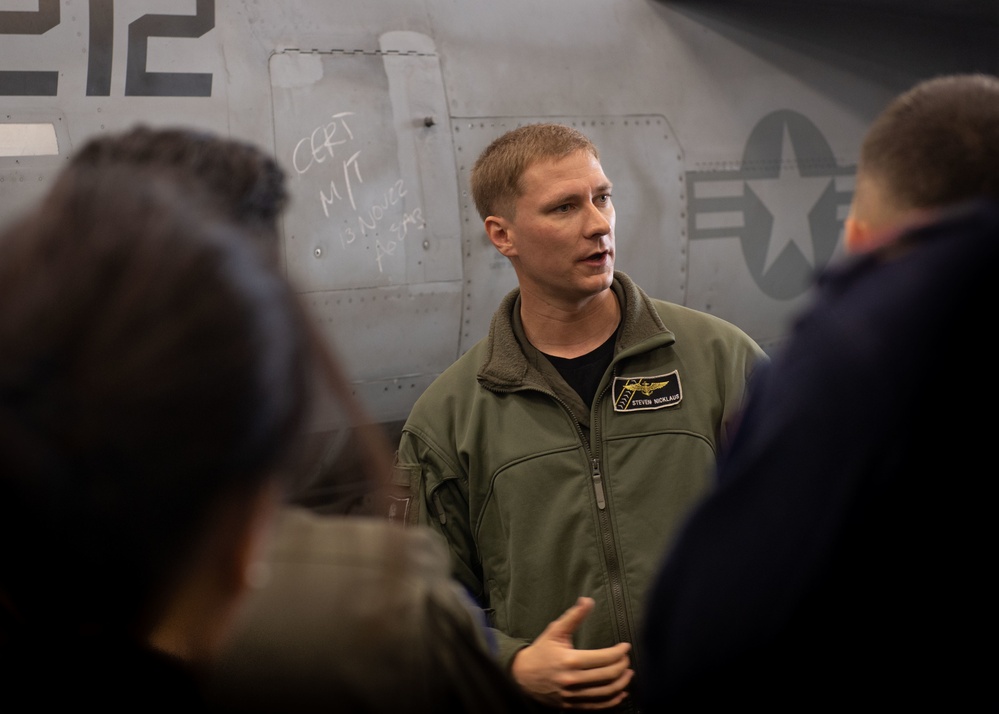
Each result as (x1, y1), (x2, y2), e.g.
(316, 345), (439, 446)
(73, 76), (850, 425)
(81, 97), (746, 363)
(0, 161), (311, 665)
(845, 73), (999, 254)
(66, 125), (288, 267)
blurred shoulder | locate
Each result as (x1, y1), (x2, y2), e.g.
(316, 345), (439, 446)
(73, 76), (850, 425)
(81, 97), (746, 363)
(268, 506), (452, 578)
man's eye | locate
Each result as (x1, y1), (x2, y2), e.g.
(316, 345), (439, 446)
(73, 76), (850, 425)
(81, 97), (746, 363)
(598, 193), (613, 203)
(554, 204), (571, 213)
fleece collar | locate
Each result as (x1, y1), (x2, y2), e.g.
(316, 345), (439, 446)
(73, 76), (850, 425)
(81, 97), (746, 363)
(476, 271), (673, 392)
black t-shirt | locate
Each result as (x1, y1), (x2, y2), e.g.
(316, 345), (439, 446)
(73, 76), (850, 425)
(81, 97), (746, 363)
(543, 328), (617, 408)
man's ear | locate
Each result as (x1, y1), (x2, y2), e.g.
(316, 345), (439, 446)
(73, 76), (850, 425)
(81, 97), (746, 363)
(844, 216), (872, 255)
(485, 216), (516, 257)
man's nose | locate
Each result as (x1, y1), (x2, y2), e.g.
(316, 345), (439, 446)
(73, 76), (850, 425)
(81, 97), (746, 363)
(584, 202), (612, 236)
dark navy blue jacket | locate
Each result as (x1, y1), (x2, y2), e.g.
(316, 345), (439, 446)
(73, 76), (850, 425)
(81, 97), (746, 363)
(639, 201), (999, 711)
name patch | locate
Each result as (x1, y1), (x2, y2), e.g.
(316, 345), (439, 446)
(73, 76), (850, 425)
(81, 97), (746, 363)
(613, 371), (682, 412)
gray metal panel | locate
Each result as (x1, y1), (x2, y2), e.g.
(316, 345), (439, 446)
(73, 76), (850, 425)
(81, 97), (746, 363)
(453, 116), (686, 355)
(270, 33), (460, 292)
(379, 31), (462, 285)
(303, 283), (461, 425)
(269, 32), (463, 425)
(0, 111), (70, 225)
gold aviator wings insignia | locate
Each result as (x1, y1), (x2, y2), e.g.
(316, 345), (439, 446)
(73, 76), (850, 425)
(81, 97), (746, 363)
(622, 380), (670, 397)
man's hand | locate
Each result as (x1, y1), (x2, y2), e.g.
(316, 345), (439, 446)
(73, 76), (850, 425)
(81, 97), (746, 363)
(511, 597), (633, 710)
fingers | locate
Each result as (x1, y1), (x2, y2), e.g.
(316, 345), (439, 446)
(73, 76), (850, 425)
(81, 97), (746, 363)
(553, 660), (635, 710)
(551, 596), (595, 635)
(556, 643), (632, 688)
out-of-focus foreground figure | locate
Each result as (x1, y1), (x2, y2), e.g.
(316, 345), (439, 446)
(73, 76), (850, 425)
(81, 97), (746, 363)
(639, 73), (999, 710)
(0, 164), (311, 705)
(4, 125), (529, 713)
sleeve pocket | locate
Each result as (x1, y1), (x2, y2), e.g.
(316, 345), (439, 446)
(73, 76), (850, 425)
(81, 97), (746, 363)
(385, 456), (422, 526)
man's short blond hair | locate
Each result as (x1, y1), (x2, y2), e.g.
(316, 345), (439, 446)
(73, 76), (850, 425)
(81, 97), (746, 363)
(470, 123), (599, 220)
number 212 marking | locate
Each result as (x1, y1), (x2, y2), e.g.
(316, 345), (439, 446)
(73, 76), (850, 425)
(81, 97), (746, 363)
(0, 0), (215, 97)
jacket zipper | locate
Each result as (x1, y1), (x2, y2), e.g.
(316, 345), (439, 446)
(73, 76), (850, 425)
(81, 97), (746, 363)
(590, 458), (606, 509)
(588, 378), (633, 654)
(544, 380), (633, 654)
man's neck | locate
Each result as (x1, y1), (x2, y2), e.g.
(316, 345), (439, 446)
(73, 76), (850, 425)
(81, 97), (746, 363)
(519, 287), (621, 359)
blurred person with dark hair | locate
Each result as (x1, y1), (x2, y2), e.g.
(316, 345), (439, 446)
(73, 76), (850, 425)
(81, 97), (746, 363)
(46, 125), (528, 713)
(0, 164), (310, 705)
(639, 73), (999, 711)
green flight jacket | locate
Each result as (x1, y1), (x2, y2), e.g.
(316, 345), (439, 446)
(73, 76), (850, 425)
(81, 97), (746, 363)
(395, 272), (767, 681)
